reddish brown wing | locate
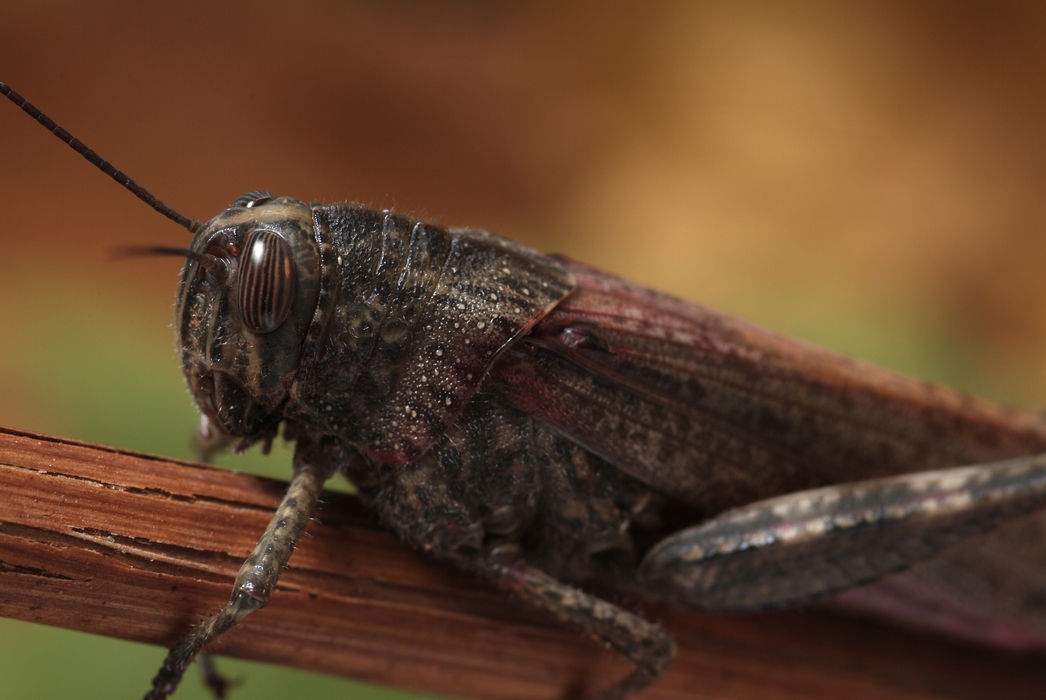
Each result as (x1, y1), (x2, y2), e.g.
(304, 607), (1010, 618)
(489, 258), (1046, 514)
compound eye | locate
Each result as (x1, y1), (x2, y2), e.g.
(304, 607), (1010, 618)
(232, 191), (275, 208)
(237, 229), (296, 333)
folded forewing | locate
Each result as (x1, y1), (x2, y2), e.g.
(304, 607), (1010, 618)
(489, 259), (1046, 513)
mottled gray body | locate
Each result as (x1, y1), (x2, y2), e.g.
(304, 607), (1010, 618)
(159, 196), (680, 698)
(151, 194), (1046, 700)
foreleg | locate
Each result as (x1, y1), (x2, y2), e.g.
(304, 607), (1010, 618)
(145, 453), (331, 699)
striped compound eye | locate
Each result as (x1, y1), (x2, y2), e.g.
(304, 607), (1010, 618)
(237, 229), (296, 333)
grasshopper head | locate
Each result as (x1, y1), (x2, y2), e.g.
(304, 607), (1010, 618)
(176, 193), (321, 444)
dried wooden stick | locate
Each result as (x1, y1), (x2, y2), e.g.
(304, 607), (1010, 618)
(0, 426), (1042, 700)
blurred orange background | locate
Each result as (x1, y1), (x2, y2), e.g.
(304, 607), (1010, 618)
(3, 2), (1046, 699)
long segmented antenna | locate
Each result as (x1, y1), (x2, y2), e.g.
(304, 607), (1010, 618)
(1, 81), (202, 233)
(112, 245), (227, 272)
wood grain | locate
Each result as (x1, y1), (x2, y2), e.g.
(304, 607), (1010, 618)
(0, 426), (1043, 700)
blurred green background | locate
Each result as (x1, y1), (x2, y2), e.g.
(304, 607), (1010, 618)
(4, 2), (1046, 699)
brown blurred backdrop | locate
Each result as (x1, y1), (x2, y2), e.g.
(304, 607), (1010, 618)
(3, 2), (1046, 699)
